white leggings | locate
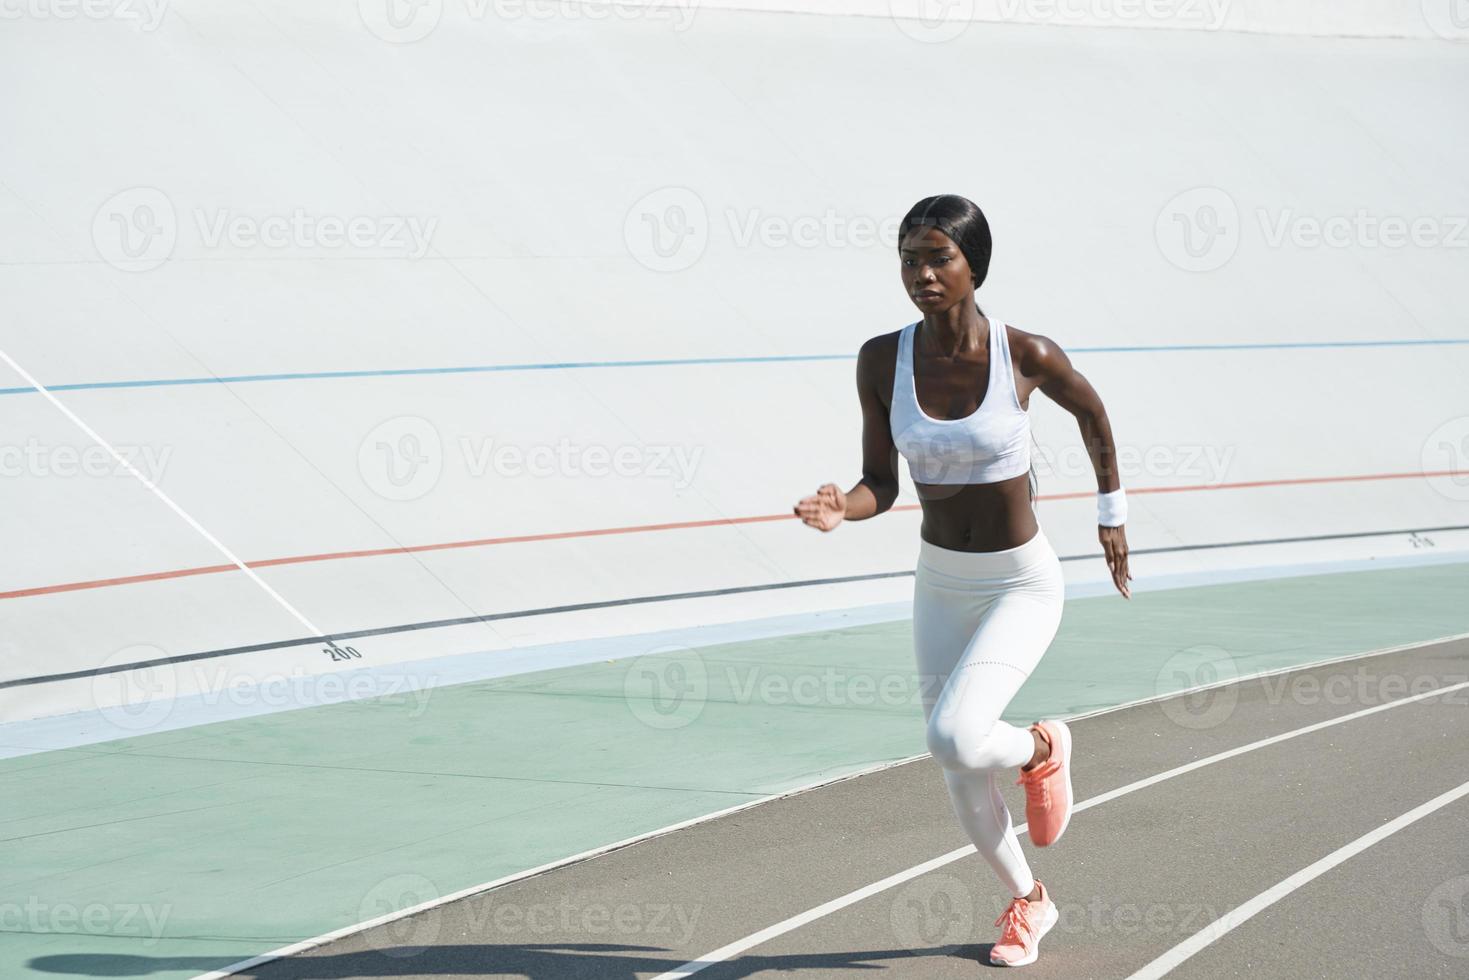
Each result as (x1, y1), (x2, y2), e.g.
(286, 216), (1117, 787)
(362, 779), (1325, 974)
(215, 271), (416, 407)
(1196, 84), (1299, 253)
(912, 526), (1065, 899)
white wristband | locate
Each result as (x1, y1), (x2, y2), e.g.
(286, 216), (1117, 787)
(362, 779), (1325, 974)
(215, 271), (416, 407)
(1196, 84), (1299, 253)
(1098, 487), (1127, 527)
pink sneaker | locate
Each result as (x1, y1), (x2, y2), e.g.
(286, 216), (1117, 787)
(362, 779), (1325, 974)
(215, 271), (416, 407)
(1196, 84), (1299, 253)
(1017, 719), (1073, 847)
(989, 879), (1059, 967)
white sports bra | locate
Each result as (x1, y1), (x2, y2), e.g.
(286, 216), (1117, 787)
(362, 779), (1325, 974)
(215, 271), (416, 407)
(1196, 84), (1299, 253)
(890, 316), (1032, 485)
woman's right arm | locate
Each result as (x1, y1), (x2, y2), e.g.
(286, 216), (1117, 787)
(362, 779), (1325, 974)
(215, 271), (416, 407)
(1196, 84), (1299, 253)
(845, 335), (901, 520)
(794, 336), (900, 531)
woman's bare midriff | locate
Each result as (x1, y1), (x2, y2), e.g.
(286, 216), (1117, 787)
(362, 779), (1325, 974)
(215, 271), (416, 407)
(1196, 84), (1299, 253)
(914, 472), (1039, 552)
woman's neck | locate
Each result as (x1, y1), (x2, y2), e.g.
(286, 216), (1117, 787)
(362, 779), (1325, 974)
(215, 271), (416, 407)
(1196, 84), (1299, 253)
(920, 301), (986, 358)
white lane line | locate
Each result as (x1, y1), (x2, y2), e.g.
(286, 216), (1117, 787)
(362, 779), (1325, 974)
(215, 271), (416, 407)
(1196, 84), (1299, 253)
(659, 843), (979, 979)
(1126, 778), (1469, 979)
(0, 346), (326, 638)
(652, 676), (1469, 979)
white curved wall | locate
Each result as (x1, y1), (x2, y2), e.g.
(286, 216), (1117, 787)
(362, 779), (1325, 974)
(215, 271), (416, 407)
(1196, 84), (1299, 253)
(644, 0), (1469, 41)
(1, 3), (1466, 727)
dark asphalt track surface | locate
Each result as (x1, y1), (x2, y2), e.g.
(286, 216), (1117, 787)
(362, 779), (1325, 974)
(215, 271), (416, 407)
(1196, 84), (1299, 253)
(250, 635), (1469, 979)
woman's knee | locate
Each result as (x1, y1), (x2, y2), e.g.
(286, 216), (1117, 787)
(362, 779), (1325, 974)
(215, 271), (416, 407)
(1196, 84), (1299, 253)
(926, 714), (1012, 773)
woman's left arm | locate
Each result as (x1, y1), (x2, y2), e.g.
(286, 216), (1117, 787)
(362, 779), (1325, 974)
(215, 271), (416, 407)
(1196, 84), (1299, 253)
(1019, 331), (1132, 600)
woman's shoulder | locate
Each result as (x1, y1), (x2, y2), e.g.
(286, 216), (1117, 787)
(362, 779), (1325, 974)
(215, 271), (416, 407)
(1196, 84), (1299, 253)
(855, 327), (905, 398)
(1001, 322), (1070, 378)
(858, 326), (905, 359)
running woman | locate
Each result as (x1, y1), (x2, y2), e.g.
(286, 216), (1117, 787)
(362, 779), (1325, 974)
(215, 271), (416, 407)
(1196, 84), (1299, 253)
(793, 194), (1131, 967)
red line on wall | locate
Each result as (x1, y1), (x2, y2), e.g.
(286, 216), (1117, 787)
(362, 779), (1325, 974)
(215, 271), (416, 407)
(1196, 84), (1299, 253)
(1, 469), (1457, 601)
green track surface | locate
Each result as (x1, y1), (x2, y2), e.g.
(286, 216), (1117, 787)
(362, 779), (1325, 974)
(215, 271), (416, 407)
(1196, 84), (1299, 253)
(3, 560), (1466, 979)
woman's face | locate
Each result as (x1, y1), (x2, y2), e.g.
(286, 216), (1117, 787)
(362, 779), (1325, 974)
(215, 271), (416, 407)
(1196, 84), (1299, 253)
(900, 225), (973, 313)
